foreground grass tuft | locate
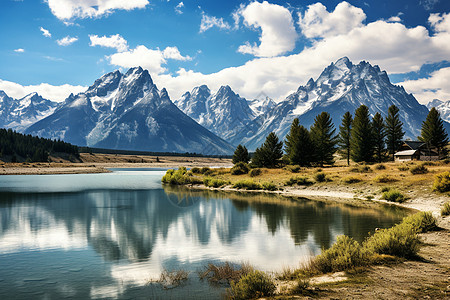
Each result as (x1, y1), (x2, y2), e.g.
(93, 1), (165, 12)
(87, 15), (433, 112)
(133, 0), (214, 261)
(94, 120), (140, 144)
(204, 177), (229, 188)
(199, 262), (253, 285)
(228, 270), (276, 300)
(410, 164), (428, 175)
(402, 211), (437, 233)
(442, 202), (450, 216)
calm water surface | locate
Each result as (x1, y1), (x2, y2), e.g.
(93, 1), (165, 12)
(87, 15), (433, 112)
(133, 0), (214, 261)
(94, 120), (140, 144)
(0, 169), (409, 299)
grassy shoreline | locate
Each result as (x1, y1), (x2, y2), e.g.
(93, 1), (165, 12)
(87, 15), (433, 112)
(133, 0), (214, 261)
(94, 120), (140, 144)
(161, 161), (450, 298)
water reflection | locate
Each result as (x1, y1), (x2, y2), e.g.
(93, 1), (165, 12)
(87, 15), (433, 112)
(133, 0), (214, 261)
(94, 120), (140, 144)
(0, 173), (410, 299)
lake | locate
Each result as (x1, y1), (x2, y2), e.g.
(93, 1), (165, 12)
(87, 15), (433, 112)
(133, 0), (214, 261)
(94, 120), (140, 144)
(0, 169), (409, 299)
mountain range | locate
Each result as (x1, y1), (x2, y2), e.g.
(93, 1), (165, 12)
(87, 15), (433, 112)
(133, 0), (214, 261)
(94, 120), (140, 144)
(1, 57), (449, 154)
(24, 67), (233, 155)
(0, 91), (57, 131)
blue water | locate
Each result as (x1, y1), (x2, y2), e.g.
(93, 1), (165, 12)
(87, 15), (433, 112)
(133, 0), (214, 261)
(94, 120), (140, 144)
(0, 169), (408, 299)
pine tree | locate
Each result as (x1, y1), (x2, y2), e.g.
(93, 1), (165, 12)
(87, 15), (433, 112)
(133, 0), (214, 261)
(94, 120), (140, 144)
(351, 105), (375, 162)
(310, 112), (337, 166)
(232, 144), (250, 164)
(285, 118), (314, 166)
(372, 112), (387, 163)
(385, 105), (404, 161)
(338, 111), (352, 166)
(252, 132), (283, 168)
(419, 107), (449, 158)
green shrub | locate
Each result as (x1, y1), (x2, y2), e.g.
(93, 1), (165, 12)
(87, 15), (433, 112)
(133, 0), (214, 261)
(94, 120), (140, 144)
(432, 172), (450, 192)
(233, 180), (262, 190)
(285, 176), (313, 186)
(262, 182), (277, 191)
(162, 167), (202, 185)
(398, 165), (409, 171)
(342, 176), (361, 184)
(204, 177), (228, 188)
(311, 235), (368, 274)
(231, 162), (250, 175)
(314, 172), (327, 182)
(402, 212), (437, 233)
(201, 167), (211, 174)
(375, 164), (386, 170)
(249, 168), (262, 177)
(350, 165), (372, 173)
(381, 189), (406, 202)
(442, 202), (450, 216)
(191, 167), (202, 174)
(375, 174), (397, 183)
(363, 223), (421, 258)
(229, 270), (276, 300)
(285, 165), (301, 173)
(380, 187), (391, 193)
(410, 164), (428, 175)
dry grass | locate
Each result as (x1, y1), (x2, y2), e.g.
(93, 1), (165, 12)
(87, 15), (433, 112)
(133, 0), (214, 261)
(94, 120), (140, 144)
(153, 268), (190, 289)
(198, 262), (254, 285)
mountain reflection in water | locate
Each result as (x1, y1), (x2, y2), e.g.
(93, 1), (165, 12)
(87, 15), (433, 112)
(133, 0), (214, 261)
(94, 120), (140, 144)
(0, 171), (409, 299)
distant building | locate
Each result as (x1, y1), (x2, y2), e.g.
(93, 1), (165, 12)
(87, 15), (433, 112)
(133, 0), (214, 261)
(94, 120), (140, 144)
(394, 141), (439, 161)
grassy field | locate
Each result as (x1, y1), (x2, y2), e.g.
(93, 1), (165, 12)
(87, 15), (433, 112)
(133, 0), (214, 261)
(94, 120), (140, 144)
(167, 159), (450, 202)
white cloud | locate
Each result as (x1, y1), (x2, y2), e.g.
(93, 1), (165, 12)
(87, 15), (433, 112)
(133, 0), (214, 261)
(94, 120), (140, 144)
(57, 36), (78, 46)
(237, 1), (297, 57)
(175, 2), (184, 14)
(199, 14), (230, 33)
(298, 1), (366, 39)
(400, 67), (450, 104)
(46, 0), (149, 20)
(147, 3), (450, 103)
(387, 16), (402, 22)
(14, 48), (25, 53)
(40, 27), (52, 38)
(89, 34), (128, 52)
(0, 79), (86, 103)
(108, 45), (192, 75)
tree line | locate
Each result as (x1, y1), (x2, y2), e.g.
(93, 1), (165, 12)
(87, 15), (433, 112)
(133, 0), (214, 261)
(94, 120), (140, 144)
(233, 105), (449, 167)
(0, 128), (79, 162)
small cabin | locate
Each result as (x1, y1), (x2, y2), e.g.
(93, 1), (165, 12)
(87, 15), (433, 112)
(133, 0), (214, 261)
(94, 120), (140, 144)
(394, 141), (439, 162)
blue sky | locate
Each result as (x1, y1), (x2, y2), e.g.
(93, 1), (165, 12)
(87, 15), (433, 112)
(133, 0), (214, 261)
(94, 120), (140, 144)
(1, 0), (450, 103)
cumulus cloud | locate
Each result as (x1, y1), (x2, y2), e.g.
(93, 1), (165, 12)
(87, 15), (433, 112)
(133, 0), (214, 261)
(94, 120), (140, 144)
(199, 14), (231, 33)
(298, 1), (366, 39)
(89, 34), (128, 52)
(0, 79), (86, 103)
(387, 16), (402, 22)
(175, 2), (184, 15)
(400, 67), (450, 104)
(40, 27), (52, 38)
(46, 0), (149, 20)
(108, 45), (192, 75)
(237, 1), (297, 57)
(14, 48), (25, 53)
(146, 3), (450, 103)
(57, 36), (78, 46)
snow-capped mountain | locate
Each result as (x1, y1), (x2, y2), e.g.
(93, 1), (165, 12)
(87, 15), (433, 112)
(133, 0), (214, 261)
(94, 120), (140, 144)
(175, 85), (256, 145)
(247, 93), (276, 116)
(0, 91), (57, 131)
(428, 99), (450, 123)
(25, 67), (234, 155)
(238, 57), (435, 150)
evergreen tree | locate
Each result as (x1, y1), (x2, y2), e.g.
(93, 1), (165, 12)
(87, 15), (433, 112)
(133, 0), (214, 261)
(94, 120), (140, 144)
(419, 107), (449, 158)
(372, 112), (387, 163)
(350, 105), (375, 162)
(310, 112), (337, 166)
(338, 111), (352, 166)
(285, 118), (314, 166)
(232, 144), (250, 164)
(385, 105), (404, 161)
(252, 132), (283, 168)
